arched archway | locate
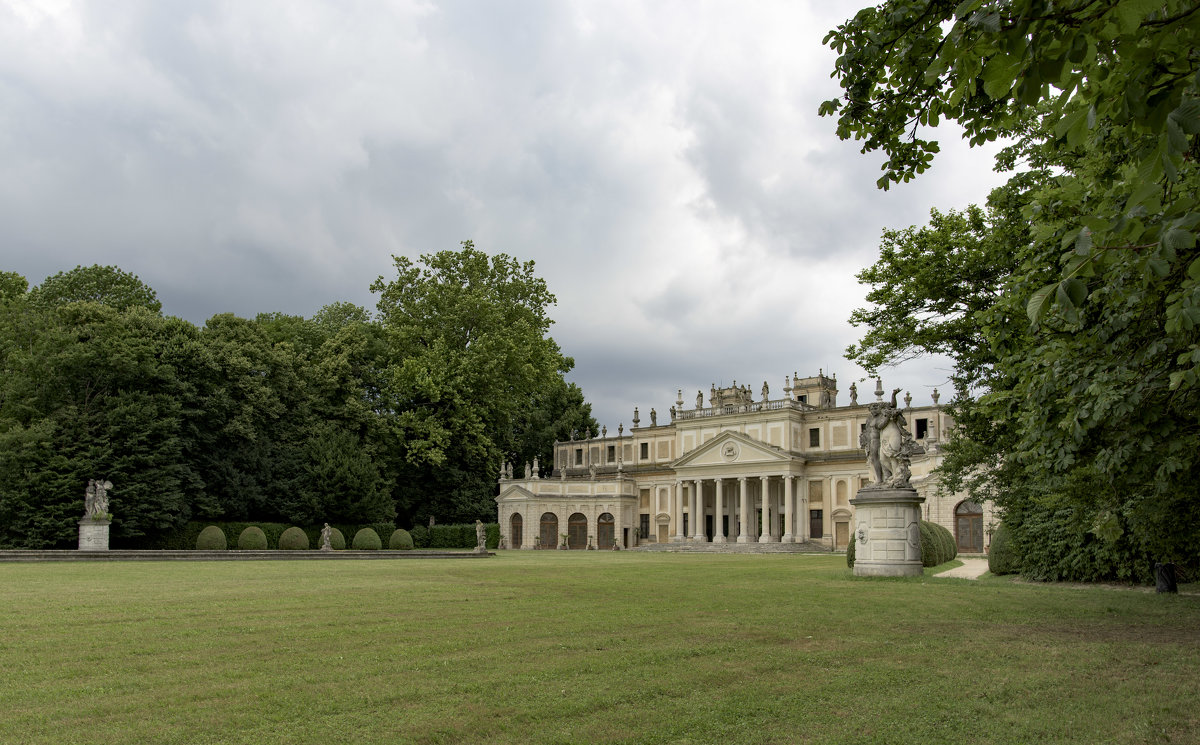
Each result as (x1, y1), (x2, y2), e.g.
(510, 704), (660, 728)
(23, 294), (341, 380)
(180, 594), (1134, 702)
(510, 513), (523, 549)
(568, 513), (588, 549)
(597, 512), (615, 549)
(955, 501), (984, 553)
(540, 512), (558, 549)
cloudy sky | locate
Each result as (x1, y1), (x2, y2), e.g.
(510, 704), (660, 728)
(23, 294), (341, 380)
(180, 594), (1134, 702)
(1, 0), (1007, 429)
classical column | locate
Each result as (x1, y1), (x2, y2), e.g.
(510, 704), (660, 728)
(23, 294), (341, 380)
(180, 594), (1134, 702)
(674, 481), (685, 542)
(737, 477), (751, 543)
(759, 475), (774, 542)
(800, 479), (810, 542)
(692, 479), (706, 541)
(713, 478), (726, 543)
(782, 475), (795, 543)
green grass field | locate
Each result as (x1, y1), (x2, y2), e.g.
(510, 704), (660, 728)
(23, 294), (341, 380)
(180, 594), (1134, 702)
(2, 553), (1197, 745)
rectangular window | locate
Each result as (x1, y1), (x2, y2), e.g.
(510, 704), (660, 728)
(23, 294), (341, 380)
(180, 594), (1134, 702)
(915, 418), (928, 439)
(809, 509), (823, 539)
(798, 394), (808, 403)
(640, 513), (650, 538)
(640, 442), (649, 460)
(574, 448), (583, 465)
(607, 445), (616, 462)
(809, 428), (820, 448)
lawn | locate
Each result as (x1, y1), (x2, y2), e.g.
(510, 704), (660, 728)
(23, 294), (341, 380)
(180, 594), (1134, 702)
(1, 552), (1197, 745)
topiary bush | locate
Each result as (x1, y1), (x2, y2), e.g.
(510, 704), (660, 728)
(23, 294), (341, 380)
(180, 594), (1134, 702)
(988, 524), (1019, 575)
(278, 526), (310, 550)
(932, 522), (957, 562)
(195, 525), (227, 551)
(237, 526), (268, 550)
(389, 529), (414, 550)
(919, 521), (939, 567)
(352, 527), (382, 550)
(846, 532), (856, 568)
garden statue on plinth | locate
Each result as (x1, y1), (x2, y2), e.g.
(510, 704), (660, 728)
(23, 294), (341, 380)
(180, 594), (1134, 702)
(320, 523), (333, 551)
(475, 519), (487, 553)
(78, 479), (113, 551)
(850, 389), (926, 576)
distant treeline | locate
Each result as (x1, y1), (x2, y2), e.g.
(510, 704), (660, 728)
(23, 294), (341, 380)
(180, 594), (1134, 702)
(0, 244), (597, 549)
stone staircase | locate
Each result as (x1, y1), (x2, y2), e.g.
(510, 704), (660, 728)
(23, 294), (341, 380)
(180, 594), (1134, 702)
(629, 541), (834, 554)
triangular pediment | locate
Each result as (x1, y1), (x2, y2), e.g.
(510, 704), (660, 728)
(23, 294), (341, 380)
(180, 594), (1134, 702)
(496, 484), (536, 502)
(672, 430), (795, 470)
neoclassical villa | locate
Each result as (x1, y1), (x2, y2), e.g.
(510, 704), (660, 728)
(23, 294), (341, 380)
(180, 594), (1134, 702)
(496, 372), (994, 553)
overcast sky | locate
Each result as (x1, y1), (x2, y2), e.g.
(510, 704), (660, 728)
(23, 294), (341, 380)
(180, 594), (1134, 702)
(1, 0), (1008, 430)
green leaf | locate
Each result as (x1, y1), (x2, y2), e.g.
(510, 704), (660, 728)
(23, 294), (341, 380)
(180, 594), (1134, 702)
(1027, 283), (1056, 324)
(1162, 228), (1196, 252)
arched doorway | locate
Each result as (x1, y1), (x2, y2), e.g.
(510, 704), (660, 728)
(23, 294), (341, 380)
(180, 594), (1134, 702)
(568, 513), (588, 549)
(540, 512), (558, 549)
(955, 501), (984, 553)
(597, 512), (615, 549)
(510, 513), (523, 549)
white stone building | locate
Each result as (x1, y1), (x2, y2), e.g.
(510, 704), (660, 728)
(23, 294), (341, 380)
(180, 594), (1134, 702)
(496, 372), (994, 553)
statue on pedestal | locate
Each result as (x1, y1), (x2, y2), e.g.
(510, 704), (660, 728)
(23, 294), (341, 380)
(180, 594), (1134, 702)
(475, 520), (487, 553)
(83, 479), (112, 519)
(860, 389), (923, 489)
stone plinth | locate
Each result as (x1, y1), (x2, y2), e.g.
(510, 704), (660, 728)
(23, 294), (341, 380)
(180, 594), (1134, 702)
(849, 487), (924, 577)
(78, 519), (111, 551)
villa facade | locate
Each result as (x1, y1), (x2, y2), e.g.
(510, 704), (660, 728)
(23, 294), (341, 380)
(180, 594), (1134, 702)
(496, 372), (994, 554)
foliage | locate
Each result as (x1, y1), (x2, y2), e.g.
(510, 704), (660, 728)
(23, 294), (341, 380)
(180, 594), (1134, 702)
(351, 527), (382, 550)
(389, 528), (414, 550)
(988, 524), (1018, 575)
(918, 522), (939, 567)
(322, 526), (346, 551)
(278, 527), (310, 550)
(28, 265), (162, 314)
(237, 526), (268, 550)
(829, 1), (1200, 581)
(372, 242), (573, 524)
(195, 525), (227, 551)
(846, 533), (855, 567)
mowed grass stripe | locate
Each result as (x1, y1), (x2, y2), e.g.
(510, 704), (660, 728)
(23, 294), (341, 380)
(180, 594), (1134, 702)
(1, 553), (1197, 745)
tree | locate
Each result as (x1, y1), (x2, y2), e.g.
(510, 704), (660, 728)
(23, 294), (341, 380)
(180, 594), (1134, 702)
(28, 265), (162, 314)
(371, 241), (573, 524)
(827, 1), (1200, 580)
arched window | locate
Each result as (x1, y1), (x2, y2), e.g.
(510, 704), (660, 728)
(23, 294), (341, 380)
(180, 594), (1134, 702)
(540, 512), (558, 550)
(955, 501), (984, 553)
(568, 513), (588, 549)
(597, 512), (615, 549)
(510, 513), (523, 549)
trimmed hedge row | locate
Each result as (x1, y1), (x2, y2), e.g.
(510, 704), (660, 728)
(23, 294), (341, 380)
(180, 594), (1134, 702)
(177, 521), (394, 550)
(165, 519), (501, 550)
(408, 523), (499, 549)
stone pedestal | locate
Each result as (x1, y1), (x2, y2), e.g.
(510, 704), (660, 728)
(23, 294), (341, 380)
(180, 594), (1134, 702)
(849, 488), (924, 577)
(78, 519), (111, 551)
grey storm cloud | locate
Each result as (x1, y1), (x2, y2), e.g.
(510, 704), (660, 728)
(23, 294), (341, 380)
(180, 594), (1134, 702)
(0, 1), (1006, 428)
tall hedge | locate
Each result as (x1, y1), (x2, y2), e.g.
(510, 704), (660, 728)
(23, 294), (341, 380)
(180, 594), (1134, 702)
(988, 524), (1019, 575)
(408, 522), (499, 549)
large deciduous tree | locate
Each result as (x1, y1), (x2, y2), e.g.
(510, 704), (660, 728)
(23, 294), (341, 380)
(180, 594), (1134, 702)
(372, 241), (573, 524)
(826, 1), (1200, 581)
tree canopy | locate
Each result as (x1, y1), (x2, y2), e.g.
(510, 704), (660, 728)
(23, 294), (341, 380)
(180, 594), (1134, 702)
(827, 0), (1200, 580)
(0, 247), (593, 547)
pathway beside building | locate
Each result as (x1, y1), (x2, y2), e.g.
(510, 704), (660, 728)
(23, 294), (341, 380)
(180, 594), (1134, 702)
(933, 557), (989, 579)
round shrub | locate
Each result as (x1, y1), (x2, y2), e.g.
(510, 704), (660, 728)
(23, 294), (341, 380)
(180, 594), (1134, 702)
(195, 525), (227, 551)
(933, 522), (957, 562)
(327, 527), (347, 550)
(389, 529), (414, 550)
(278, 526), (310, 550)
(237, 526), (268, 550)
(846, 532), (856, 568)
(988, 524), (1019, 575)
(919, 521), (939, 567)
(352, 527), (382, 550)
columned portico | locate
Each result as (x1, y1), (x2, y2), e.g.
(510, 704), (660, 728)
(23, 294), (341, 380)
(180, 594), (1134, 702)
(782, 475), (795, 543)
(713, 479), (726, 543)
(691, 479), (706, 542)
(737, 477), (751, 543)
(759, 475), (776, 542)
(673, 481), (685, 541)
